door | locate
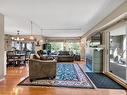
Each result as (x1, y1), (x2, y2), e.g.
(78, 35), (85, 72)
(108, 25), (127, 82)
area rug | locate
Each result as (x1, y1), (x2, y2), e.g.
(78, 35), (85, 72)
(86, 72), (125, 89)
(18, 63), (94, 88)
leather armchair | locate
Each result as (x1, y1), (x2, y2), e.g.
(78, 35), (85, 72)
(29, 59), (57, 81)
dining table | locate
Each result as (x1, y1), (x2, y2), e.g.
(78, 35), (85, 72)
(12, 53), (26, 66)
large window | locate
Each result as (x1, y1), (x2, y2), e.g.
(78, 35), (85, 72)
(108, 25), (127, 81)
(12, 41), (35, 52)
(50, 41), (80, 54)
(26, 42), (33, 51)
(50, 42), (63, 53)
(66, 42), (80, 54)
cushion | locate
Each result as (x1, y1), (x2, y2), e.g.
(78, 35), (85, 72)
(33, 55), (40, 59)
(58, 51), (70, 55)
(40, 56), (53, 60)
(40, 56), (47, 60)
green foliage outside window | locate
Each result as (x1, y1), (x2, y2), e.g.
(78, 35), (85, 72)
(50, 42), (80, 54)
(50, 42), (63, 52)
(66, 42), (80, 54)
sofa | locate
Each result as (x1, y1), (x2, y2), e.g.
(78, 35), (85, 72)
(29, 58), (57, 81)
(57, 51), (74, 62)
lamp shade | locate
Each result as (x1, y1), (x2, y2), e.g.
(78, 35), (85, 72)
(29, 35), (34, 40)
(39, 39), (43, 43)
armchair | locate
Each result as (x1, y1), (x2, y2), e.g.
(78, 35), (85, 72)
(29, 59), (57, 81)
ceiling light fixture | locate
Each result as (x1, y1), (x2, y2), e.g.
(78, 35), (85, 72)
(29, 21), (35, 40)
(11, 30), (24, 41)
(39, 29), (43, 43)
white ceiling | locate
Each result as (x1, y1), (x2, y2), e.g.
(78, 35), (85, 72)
(0, 0), (125, 37)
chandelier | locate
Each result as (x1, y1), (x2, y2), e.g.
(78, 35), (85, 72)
(11, 30), (24, 41)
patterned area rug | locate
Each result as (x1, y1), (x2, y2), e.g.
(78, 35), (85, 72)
(18, 63), (94, 88)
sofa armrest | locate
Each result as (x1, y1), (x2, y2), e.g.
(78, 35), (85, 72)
(29, 58), (57, 63)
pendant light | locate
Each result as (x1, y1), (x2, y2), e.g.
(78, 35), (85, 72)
(39, 29), (43, 43)
(11, 30), (24, 41)
(29, 21), (34, 40)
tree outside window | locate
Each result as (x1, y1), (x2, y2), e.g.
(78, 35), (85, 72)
(49, 42), (80, 55)
(50, 42), (63, 53)
(66, 42), (80, 54)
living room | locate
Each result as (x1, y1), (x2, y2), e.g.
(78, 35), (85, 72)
(0, 0), (127, 95)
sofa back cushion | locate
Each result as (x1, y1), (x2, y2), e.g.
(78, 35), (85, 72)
(40, 56), (53, 60)
(40, 56), (47, 60)
(59, 51), (70, 55)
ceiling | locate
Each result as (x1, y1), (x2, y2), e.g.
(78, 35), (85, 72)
(0, 0), (125, 37)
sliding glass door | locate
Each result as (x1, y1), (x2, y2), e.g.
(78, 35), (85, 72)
(108, 25), (127, 81)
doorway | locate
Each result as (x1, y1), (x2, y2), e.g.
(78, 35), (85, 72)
(108, 25), (127, 82)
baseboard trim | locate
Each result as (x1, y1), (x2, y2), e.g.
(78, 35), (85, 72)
(104, 72), (127, 89)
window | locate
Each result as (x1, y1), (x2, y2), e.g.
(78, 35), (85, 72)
(11, 41), (35, 52)
(108, 25), (127, 81)
(66, 42), (80, 54)
(27, 42), (33, 51)
(50, 42), (63, 53)
(50, 41), (80, 54)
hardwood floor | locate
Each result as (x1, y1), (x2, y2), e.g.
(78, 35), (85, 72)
(0, 62), (126, 95)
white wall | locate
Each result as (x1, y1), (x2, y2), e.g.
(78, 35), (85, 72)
(80, 38), (86, 60)
(0, 13), (5, 80)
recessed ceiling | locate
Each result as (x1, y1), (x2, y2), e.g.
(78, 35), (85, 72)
(0, 0), (125, 37)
